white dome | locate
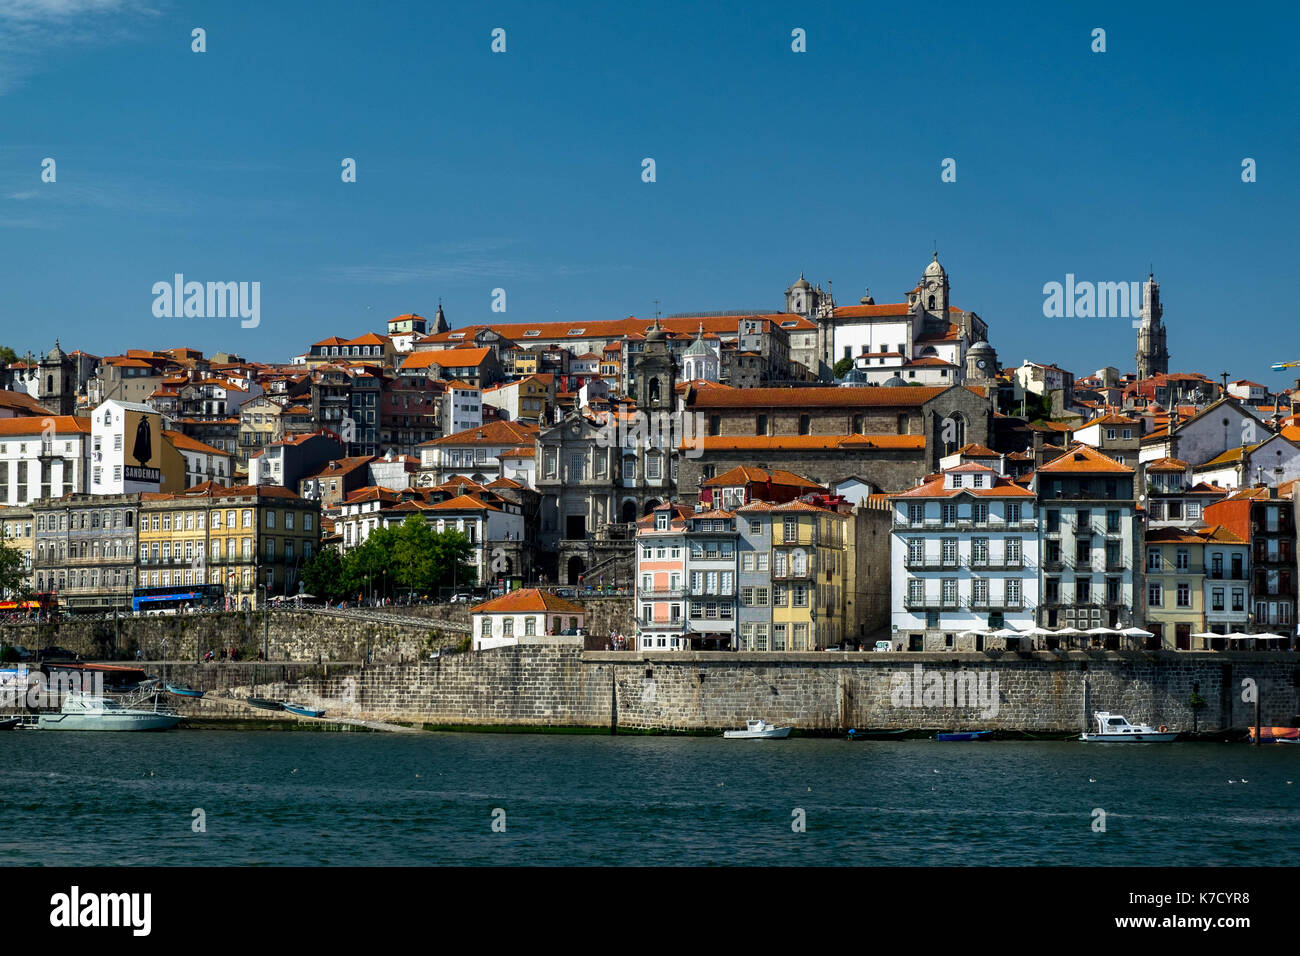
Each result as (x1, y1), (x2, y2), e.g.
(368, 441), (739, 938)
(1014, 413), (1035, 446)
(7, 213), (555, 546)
(924, 252), (945, 277)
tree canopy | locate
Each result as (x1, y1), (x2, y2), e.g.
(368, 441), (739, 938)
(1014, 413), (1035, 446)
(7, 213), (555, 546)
(299, 515), (475, 602)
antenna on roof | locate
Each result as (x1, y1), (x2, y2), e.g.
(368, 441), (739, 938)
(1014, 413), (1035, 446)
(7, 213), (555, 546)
(653, 299), (661, 320)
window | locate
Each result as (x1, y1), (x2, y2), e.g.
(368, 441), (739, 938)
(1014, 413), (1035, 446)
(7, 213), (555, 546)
(941, 579), (957, 606)
(1176, 583), (1191, 607)
(1147, 549), (1161, 572)
(1211, 588), (1225, 612)
(941, 504), (957, 526)
(973, 503), (988, 525)
(1147, 583), (1163, 607)
(798, 415), (811, 436)
(1006, 578), (1021, 606)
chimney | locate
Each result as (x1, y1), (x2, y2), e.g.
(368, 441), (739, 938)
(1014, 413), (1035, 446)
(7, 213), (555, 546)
(1032, 430), (1043, 467)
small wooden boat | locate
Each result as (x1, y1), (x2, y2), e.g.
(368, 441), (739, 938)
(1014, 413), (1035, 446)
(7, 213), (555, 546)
(936, 730), (992, 741)
(166, 683), (204, 699)
(847, 728), (906, 740)
(723, 719), (791, 739)
(281, 702), (324, 718)
(1080, 712), (1178, 743)
(246, 697), (283, 711)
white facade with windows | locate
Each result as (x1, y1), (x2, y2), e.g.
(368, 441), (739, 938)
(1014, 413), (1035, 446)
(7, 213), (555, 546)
(889, 464), (1040, 647)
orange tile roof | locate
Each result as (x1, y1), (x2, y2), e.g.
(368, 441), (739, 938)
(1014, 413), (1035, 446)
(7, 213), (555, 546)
(887, 473), (1034, 499)
(417, 314), (817, 347)
(683, 434), (925, 452)
(471, 588), (585, 615)
(400, 347), (493, 370)
(428, 493), (501, 512)
(1037, 445), (1133, 474)
(0, 415), (90, 436)
(427, 420), (538, 447)
(701, 465), (824, 489)
(162, 430), (229, 456)
(1144, 456), (1189, 473)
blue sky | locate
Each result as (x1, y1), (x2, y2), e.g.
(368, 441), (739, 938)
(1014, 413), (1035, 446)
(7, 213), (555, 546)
(1, 0), (1296, 384)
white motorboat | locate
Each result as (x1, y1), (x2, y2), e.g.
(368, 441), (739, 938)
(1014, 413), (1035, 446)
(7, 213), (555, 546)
(1079, 711), (1177, 743)
(723, 719), (791, 739)
(37, 689), (182, 732)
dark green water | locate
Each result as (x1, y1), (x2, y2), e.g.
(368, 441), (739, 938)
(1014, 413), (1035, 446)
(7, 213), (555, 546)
(3, 732), (1297, 865)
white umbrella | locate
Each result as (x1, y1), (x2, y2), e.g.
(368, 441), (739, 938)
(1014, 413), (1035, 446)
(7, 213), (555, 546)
(1084, 626), (1116, 635)
(1223, 632), (1253, 641)
(992, 627), (1022, 638)
(1253, 633), (1287, 640)
(1121, 626), (1155, 638)
(959, 628), (993, 637)
(1053, 626), (1083, 636)
(1024, 626), (1056, 636)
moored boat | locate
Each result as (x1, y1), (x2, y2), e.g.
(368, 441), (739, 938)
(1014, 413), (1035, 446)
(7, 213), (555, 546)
(37, 690), (181, 731)
(281, 702), (324, 718)
(1079, 711), (1178, 743)
(1247, 726), (1299, 743)
(0, 716), (19, 730)
(246, 697), (283, 711)
(723, 719), (791, 739)
(847, 728), (906, 740)
(166, 683), (204, 699)
(936, 730), (992, 741)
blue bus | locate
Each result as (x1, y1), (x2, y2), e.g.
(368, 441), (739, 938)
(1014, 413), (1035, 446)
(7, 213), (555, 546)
(130, 584), (224, 614)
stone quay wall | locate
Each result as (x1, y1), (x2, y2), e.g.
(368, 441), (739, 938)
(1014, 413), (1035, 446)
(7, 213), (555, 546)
(148, 645), (1300, 733)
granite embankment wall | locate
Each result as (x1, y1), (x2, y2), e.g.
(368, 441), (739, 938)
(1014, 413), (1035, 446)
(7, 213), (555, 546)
(0, 600), (636, 664)
(154, 645), (1300, 732)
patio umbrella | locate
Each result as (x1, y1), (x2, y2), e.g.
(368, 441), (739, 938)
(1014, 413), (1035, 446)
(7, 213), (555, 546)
(1253, 633), (1287, 640)
(1084, 626), (1116, 635)
(992, 627), (1022, 639)
(1120, 626), (1154, 638)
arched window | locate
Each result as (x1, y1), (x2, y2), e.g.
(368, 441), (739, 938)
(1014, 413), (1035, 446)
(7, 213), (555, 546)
(648, 377), (660, 404)
(897, 414), (908, 435)
(928, 295), (936, 309)
(851, 414), (864, 434)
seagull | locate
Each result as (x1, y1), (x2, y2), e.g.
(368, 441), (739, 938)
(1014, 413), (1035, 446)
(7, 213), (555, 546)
(1088, 778), (1096, 783)
(1241, 778), (1248, 784)
(933, 769), (941, 774)
(292, 769), (298, 774)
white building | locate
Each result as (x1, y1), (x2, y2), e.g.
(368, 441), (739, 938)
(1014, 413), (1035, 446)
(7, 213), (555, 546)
(417, 420), (538, 486)
(89, 400), (175, 496)
(439, 381), (482, 435)
(1191, 433), (1300, 490)
(889, 462), (1039, 649)
(471, 588), (585, 650)
(0, 415), (90, 507)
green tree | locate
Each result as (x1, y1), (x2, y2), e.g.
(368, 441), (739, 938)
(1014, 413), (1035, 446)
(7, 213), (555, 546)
(344, 525), (398, 601)
(0, 540), (27, 598)
(833, 357), (854, 379)
(301, 547), (347, 603)
(391, 514), (437, 594)
(430, 529), (474, 593)
(0, 346), (18, 365)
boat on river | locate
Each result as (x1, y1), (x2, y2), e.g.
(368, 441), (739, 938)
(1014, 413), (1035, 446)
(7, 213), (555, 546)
(166, 683), (204, 699)
(1247, 726), (1299, 743)
(936, 730), (992, 741)
(246, 697), (283, 711)
(723, 719), (790, 739)
(37, 689), (181, 731)
(1079, 712), (1178, 743)
(281, 702), (324, 718)
(847, 728), (907, 740)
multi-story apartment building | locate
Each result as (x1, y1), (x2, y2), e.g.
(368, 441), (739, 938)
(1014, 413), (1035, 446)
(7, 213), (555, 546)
(1032, 445), (1140, 632)
(1204, 486), (1296, 636)
(31, 493), (140, 613)
(682, 507), (739, 649)
(1199, 526), (1251, 642)
(0, 415), (91, 507)
(1142, 528), (1206, 650)
(1141, 457), (1226, 529)
(741, 499), (848, 651)
(0, 505), (34, 591)
(889, 463), (1039, 649)
(439, 381), (483, 435)
(635, 505), (690, 649)
(418, 420), (538, 487)
(142, 485), (320, 609)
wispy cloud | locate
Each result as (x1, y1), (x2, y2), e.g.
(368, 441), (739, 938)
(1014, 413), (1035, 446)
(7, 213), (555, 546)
(0, 0), (158, 94)
(326, 240), (603, 286)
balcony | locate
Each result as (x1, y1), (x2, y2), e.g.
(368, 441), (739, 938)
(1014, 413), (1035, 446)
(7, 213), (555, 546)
(967, 597), (1027, 612)
(772, 567), (815, 580)
(639, 588), (685, 599)
(967, 556), (1026, 571)
(1207, 569), (1247, 580)
(905, 555), (960, 571)
(1041, 558), (1071, 572)
(687, 586), (735, 598)
(904, 596), (960, 611)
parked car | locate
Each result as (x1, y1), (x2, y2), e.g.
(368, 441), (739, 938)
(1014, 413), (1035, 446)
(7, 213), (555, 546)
(449, 593), (472, 604)
(874, 641), (894, 652)
(36, 646), (79, 661)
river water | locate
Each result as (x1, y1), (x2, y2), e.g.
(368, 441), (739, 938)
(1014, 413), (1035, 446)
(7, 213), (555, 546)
(3, 732), (1296, 866)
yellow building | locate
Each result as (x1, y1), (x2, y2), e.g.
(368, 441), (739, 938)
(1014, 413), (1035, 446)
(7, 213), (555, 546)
(741, 500), (848, 650)
(1143, 528), (1205, 649)
(0, 505), (34, 592)
(140, 484), (321, 608)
